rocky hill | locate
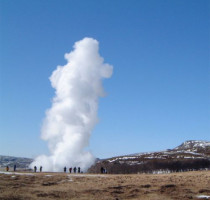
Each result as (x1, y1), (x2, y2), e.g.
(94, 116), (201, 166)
(174, 140), (210, 154)
(0, 155), (33, 169)
(88, 140), (210, 174)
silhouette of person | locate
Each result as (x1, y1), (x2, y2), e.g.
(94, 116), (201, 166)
(64, 166), (67, 173)
(40, 166), (42, 172)
(34, 166), (37, 172)
(14, 165), (16, 172)
(78, 167), (81, 173)
(101, 167), (104, 174)
(69, 167), (72, 173)
(6, 166), (9, 172)
(73, 167), (77, 173)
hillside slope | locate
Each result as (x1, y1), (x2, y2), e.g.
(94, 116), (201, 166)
(0, 155), (33, 169)
(88, 140), (210, 174)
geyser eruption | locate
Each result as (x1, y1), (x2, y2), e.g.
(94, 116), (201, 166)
(31, 38), (113, 172)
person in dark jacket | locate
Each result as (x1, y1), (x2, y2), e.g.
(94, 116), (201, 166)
(64, 166), (67, 173)
(101, 167), (104, 174)
(34, 166), (37, 172)
(73, 167), (77, 173)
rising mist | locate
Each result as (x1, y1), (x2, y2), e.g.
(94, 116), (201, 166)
(30, 38), (113, 172)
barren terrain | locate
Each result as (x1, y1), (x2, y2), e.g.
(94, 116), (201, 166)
(0, 170), (210, 200)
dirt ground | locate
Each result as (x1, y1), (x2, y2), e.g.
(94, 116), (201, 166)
(0, 170), (209, 200)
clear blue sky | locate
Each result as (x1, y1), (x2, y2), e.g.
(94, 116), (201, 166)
(0, 0), (209, 159)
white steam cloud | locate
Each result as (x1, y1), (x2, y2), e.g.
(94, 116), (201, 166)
(30, 38), (113, 172)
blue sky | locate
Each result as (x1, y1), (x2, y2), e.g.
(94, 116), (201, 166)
(0, 0), (209, 159)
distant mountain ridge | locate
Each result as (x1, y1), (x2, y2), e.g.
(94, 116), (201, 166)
(0, 155), (33, 169)
(88, 140), (210, 174)
(1, 140), (209, 173)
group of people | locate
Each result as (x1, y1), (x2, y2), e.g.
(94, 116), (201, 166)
(33, 166), (82, 173)
(101, 167), (107, 174)
(6, 165), (16, 172)
(5, 165), (107, 174)
(64, 166), (81, 173)
(34, 166), (42, 172)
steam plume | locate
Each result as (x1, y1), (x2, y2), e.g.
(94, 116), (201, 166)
(30, 38), (113, 172)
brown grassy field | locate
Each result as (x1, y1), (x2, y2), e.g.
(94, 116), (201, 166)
(0, 170), (209, 200)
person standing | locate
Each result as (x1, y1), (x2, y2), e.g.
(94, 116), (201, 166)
(34, 166), (37, 172)
(40, 166), (42, 172)
(64, 166), (67, 173)
(73, 167), (77, 173)
(78, 167), (81, 173)
(101, 167), (104, 174)
(69, 167), (72, 173)
(14, 165), (16, 172)
(6, 166), (9, 171)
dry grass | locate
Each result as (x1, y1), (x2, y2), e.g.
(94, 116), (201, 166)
(0, 171), (209, 200)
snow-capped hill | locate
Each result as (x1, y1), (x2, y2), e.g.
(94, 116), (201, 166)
(174, 140), (210, 153)
(88, 140), (210, 174)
